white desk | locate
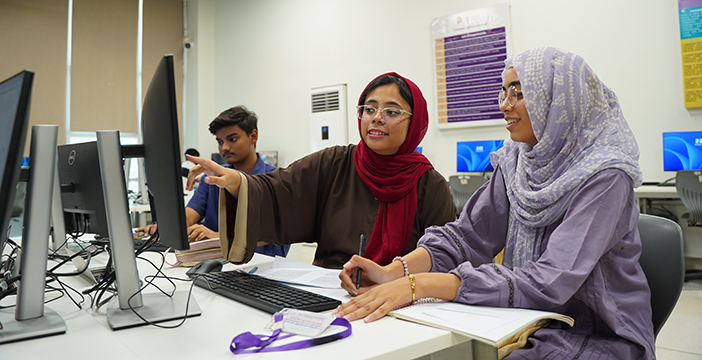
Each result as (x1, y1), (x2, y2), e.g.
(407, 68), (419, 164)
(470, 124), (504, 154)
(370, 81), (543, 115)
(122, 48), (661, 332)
(1, 252), (494, 360)
(633, 185), (678, 199)
(633, 185), (702, 261)
(633, 185), (679, 214)
(128, 202), (151, 228)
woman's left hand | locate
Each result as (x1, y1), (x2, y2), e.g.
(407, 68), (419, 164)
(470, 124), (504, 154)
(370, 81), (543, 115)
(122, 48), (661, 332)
(333, 272), (462, 323)
(332, 276), (413, 323)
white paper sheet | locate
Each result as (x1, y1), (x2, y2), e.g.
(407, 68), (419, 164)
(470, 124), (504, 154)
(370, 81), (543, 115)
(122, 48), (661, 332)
(255, 256), (342, 289)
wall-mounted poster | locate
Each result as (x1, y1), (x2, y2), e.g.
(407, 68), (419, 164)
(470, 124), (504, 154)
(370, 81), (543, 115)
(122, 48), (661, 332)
(679, 0), (702, 108)
(432, 4), (511, 129)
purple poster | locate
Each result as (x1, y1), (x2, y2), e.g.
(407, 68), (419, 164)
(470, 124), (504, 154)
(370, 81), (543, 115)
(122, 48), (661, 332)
(432, 5), (511, 128)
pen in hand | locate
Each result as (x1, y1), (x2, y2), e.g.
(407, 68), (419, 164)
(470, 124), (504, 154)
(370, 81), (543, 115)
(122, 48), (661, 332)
(356, 234), (367, 290)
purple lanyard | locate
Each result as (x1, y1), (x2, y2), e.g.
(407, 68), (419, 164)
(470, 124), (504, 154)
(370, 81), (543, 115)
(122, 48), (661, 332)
(230, 313), (352, 354)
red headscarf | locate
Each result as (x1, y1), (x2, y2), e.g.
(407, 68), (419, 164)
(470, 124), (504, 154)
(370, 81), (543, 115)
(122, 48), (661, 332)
(353, 72), (433, 265)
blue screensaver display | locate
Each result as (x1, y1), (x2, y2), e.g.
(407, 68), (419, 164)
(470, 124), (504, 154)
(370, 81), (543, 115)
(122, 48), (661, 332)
(457, 140), (504, 172)
(663, 131), (702, 171)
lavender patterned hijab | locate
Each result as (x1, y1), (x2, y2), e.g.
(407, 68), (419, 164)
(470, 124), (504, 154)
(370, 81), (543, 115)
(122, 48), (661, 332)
(490, 47), (643, 269)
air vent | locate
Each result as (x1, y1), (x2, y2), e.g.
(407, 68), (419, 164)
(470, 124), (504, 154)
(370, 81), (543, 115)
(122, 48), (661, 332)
(311, 91), (340, 113)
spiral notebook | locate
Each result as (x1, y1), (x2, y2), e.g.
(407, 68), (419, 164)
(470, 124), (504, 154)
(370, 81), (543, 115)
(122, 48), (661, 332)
(389, 301), (574, 349)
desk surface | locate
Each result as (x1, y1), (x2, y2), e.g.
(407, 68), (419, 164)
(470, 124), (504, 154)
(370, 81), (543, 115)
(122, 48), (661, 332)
(1, 252), (480, 360)
(634, 185), (679, 199)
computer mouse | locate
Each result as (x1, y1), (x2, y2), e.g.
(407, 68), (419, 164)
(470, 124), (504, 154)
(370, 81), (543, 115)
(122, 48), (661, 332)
(186, 259), (224, 277)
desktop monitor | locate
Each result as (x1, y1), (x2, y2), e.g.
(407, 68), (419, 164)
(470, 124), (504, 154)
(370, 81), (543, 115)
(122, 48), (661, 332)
(0, 70), (67, 342)
(663, 131), (702, 171)
(259, 150), (278, 167)
(141, 55), (189, 251)
(93, 55), (201, 329)
(0, 71), (33, 256)
(57, 141), (109, 239)
(211, 152), (226, 165)
(457, 140), (504, 172)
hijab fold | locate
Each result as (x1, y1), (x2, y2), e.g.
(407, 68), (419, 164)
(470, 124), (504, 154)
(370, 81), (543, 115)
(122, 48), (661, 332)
(353, 72), (433, 265)
(490, 47), (643, 269)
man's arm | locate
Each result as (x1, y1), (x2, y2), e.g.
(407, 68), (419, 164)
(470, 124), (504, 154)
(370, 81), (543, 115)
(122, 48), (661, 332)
(184, 206), (218, 241)
(185, 207), (202, 227)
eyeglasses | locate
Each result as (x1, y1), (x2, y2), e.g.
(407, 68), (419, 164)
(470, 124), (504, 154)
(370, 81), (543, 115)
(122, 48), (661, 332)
(498, 85), (523, 108)
(356, 105), (412, 124)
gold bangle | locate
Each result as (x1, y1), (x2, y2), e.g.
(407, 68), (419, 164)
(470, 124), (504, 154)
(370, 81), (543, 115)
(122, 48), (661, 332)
(408, 274), (416, 305)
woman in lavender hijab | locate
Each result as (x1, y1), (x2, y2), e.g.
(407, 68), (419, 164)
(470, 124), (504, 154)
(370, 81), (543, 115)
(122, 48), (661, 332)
(335, 47), (655, 359)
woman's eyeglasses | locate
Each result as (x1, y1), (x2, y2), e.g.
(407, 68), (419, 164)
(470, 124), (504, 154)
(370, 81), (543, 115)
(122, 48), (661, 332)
(356, 105), (412, 124)
(498, 85), (523, 108)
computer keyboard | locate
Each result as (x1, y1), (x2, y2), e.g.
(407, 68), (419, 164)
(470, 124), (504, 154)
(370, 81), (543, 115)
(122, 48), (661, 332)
(192, 270), (342, 314)
(90, 238), (171, 252)
(132, 238), (171, 252)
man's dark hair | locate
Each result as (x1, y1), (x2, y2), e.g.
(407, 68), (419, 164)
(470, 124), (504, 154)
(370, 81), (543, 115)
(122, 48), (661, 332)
(184, 148), (199, 157)
(209, 105), (258, 135)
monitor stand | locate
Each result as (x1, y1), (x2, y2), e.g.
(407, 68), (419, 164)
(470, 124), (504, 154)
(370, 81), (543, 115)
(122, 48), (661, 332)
(49, 147), (68, 255)
(0, 125), (66, 344)
(95, 130), (201, 330)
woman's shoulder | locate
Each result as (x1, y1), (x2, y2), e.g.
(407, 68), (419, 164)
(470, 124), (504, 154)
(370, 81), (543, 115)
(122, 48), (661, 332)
(422, 168), (447, 181)
(578, 168), (636, 197)
(312, 144), (355, 158)
(587, 168), (634, 186)
(285, 144), (354, 166)
(419, 168), (451, 191)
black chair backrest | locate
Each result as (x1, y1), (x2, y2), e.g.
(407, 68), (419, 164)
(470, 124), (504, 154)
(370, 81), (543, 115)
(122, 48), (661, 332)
(448, 175), (488, 215)
(676, 170), (702, 225)
(637, 213), (684, 337)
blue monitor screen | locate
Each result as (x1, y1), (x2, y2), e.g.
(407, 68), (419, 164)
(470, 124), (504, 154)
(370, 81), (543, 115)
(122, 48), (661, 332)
(457, 140), (504, 172)
(663, 131), (702, 171)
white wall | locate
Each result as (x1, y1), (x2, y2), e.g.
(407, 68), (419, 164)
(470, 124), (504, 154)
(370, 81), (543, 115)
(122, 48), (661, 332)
(185, 0), (702, 182)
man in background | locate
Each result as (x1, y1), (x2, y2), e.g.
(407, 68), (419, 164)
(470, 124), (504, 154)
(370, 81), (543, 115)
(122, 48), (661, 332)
(182, 148), (200, 177)
(139, 106), (289, 257)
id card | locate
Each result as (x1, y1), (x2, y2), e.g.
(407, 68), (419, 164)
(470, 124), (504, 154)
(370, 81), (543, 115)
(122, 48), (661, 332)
(266, 309), (336, 337)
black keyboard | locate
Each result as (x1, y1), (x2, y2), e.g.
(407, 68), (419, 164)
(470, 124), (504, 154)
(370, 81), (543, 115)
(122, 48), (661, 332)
(133, 238), (171, 252)
(91, 238), (171, 252)
(192, 270), (341, 314)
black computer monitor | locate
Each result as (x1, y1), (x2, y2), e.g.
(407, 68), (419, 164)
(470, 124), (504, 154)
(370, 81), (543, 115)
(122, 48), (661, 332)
(0, 71), (33, 257)
(258, 150), (278, 167)
(94, 55), (201, 330)
(141, 55), (189, 251)
(0, 71), (68, 342)
(57, 141), (109, 239)
(211, 152), (226, 165)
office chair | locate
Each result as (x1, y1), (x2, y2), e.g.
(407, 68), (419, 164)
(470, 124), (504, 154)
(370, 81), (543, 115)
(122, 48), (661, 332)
(448, 175), (488, 216)
(11, 182), (26, 218)
(675, 170), (702, 281)
(637, 213), (684, 338)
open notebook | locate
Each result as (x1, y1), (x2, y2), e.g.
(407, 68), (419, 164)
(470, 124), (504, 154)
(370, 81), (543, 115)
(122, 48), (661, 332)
(389, 300), (573, 351)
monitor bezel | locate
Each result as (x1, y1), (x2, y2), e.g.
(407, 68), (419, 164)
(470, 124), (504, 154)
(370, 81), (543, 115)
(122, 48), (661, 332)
(0, 70), (34, 254)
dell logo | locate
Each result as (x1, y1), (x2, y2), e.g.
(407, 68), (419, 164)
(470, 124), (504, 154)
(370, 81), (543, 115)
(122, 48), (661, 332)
(68, 150), (76, 166)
